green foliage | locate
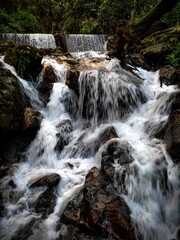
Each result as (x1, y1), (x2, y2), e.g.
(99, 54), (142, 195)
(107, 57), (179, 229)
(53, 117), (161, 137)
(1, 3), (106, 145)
(0, 0), (179, 34)
(161, 2), (180, 27)
(166, 37), (180, 68)
(17, 49), (31, 76)
(0, 10), (38, 33)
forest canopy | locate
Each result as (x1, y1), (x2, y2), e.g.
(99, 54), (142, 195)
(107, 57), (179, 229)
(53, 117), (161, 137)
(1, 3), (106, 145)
(0, 0), (179, 34)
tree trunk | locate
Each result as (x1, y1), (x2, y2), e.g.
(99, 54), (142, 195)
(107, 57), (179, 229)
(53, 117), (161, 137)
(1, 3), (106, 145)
(130, 0), (137, 26)
(134, 0), (178, 37)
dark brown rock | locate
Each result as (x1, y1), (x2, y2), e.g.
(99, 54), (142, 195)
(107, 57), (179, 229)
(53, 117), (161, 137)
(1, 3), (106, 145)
(37, 80), (53, 102)
(164, 110), (180, 162)
(101, 140), (134, 184)
(28, 173), (61, 188)
(65, 69), (79, 96)
(35, 189), (57, 218)
(40, 63), (57, 83)
(159, 65), (180, 86)
(60, 167), (135, 240)
(23, 107), (43, 131)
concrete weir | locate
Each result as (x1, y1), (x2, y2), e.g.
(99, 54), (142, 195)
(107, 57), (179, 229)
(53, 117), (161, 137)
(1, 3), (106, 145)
(0, 33), (56, 49)
(0, 33), (107, 52)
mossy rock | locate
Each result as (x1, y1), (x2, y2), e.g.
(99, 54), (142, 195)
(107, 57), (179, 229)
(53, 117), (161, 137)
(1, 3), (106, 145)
(141, 42), (173, 57)
(4, 44), (44, 80)
(0, 41), (15, 55)
(0, 67), (24, 131)
(141, 26), (180, 48)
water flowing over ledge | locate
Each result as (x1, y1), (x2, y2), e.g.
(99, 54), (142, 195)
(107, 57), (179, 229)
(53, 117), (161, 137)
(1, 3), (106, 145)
(0, 51), (179, 240)
(65, 34), (107, 52)
(0, 34), (56, 49)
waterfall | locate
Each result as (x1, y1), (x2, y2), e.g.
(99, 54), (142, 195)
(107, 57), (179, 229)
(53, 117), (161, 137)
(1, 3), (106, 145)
(0, 52), (179, 240)
(65, 34), (107, 52)
(0, 34), (56, 49)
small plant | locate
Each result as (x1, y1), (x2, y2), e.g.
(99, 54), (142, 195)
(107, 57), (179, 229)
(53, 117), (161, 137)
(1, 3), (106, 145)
(166, 37), (180, 68)
(17, 49), (31, 77)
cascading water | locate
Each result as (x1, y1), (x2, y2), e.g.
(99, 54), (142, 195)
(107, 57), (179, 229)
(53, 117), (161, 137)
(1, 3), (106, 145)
(0, 34), (56, 49)
(65, 34), (107, 52)
(0, 50), (179, 240)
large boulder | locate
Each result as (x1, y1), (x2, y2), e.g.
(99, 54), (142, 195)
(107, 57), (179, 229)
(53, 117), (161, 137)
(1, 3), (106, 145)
(0, 65), (24, 132)
(141, 26), (180, 67)
(60, 167), (135, 240)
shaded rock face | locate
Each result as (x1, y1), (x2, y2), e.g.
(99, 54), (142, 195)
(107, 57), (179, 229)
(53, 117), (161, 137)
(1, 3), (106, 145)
(164, 110), (180, 162)
(0, 67), (24, 132)
(35, 188), (57, 218)
(141, 26), (180, 67)
(163, 91), (180, 163)
(60, 167), (135, 240)
(101, 140), (134, 185)
(2, 133), (36, 164)
(160, 65), (180, 86)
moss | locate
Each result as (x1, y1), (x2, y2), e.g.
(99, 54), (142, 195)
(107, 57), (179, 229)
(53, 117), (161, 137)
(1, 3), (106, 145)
(0, 41), (15, 55)
(142, 26), (180, 47)
(0, 67), (24, 131)
(4, 44), (44, 80)
(141, 42), (173, 56)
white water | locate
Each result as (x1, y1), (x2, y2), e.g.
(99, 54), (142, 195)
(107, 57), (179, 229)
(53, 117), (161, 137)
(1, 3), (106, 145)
(0, 53), (179, 240)
(0, 34), (56, 49)
(65, 34), (107, 52)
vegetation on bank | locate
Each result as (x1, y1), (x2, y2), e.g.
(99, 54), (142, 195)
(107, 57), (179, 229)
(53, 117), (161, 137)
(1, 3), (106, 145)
(0, 0), (179, 34)
(0, 0), (179, 68)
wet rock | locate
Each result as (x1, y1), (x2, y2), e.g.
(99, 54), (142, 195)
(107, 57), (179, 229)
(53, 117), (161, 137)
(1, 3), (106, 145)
(65, 69), (79, 96)
(0, 66), (24, 132)
(40, 63), (58, 83)
(141, 42), (172, 66)
(159, 65), (180, 86)
(0, 191), (4, 216)
(23, 107), (43, 131)
(68, 126), (118, 158)
(60, 167), (135, 240)
(2, 132), (36, 163)
(28, 173), (61, 188)
(10, 219), (36, 240)
(35, 188), (57, 218)
(101, 140), (134, 183)
(36, 79), (53, 102)
(164, 110), (180, 162)
(127, 53), (150, 70)
(55, 119), (73, 152)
